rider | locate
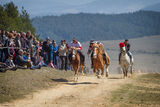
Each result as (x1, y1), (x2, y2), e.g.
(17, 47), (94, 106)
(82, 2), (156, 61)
(68, 38), (85, 65)
(119, 39), (133, 64)
(87, 40), (108, 68)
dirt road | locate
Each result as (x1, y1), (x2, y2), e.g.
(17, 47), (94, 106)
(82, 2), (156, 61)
(0, 75), (132, 107)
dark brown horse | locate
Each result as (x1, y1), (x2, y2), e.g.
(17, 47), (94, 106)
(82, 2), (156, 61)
(92, 44), (110, 78)
(70, 47), (84, 81)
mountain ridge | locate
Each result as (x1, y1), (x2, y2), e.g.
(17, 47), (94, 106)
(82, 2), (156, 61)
(32, 11), (160, 42)
(142, 3), (160, 12)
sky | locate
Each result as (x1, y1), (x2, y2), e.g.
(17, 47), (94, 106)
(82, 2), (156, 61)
(1, 0), (160, 17)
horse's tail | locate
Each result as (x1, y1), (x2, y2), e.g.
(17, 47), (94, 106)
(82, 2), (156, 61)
(104, 51), (110, 68)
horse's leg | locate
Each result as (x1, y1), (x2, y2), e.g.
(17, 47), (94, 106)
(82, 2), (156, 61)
(126, 67), (128, 77)
(93, 68), (97, 77)
(101, 67), (104, 78)
(81, 65), (84, 76)
(130, 65), (133, 75)
(106, 64), (109, 78)
(122, 67), (126, 78)
(73, 65), (78, 82)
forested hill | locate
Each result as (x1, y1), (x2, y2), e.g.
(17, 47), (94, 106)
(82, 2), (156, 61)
(32, 11), (160, 42)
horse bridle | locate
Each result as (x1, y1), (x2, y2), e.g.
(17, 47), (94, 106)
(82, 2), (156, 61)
(72, 49), (76, 60)
(92, 46), (99, 58)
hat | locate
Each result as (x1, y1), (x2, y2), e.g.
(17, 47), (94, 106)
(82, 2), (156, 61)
(119, 42), (125, 47)
(46, 37), (50, 40)
(73, 37), (77, 41)
(52, 40), (56, 44)
(18, 49), (23, 53)
(61, 40), (65, 42)
(90, 40), (95, 44)
(125, 39), (128, 41)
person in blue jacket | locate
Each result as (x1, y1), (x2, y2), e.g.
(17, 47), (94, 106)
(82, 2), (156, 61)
(51, 40), (58, 68)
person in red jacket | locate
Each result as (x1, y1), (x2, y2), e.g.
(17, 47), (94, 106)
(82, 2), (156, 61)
(119, 39), (133, 64)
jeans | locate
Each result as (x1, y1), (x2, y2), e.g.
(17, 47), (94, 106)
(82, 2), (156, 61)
(53, 53), (58, 67)
(60, 56), (67, 70)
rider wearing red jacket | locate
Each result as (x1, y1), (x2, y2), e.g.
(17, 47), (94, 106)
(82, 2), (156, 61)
(119, 39), (132, 64)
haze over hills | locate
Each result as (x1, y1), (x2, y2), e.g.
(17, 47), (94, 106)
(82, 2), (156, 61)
(32, 11), (160, 42)
(142, 3), (160, 12)
(2, 0), (160, 17)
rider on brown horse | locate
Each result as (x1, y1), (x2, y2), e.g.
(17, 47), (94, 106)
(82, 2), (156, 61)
(68, 38), (85, 66)
(87, 40), (108, 68)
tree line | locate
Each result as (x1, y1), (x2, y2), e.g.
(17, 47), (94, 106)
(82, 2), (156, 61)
(32, 11), (160, 42)
(0, 2), (35, 35)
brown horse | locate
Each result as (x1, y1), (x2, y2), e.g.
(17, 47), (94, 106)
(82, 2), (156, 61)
(92, 44), (110, 78)
(70, 48), (84, 81)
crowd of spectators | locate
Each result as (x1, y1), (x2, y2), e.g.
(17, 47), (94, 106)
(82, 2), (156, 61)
(0, 30), (69, 72)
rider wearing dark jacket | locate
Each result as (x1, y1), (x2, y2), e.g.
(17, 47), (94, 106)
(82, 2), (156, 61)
(124, 39), (130, 52)
(119, 39), (132, 64)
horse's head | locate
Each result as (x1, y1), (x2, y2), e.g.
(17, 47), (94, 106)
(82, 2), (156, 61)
(71, 48), (77, 60)
(92, 46), (99, 59)
(121, 47), (126, 55)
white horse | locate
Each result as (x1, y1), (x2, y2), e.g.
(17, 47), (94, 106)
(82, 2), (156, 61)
(119, 47), (133, 78)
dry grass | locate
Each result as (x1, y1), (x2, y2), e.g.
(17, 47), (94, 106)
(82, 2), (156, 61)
(111, 73), (160, 106)
(0, 67), (74, 103)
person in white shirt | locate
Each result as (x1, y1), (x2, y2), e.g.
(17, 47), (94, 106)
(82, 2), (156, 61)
(58, 40), (68, 71)
(68, 38), (85, 65)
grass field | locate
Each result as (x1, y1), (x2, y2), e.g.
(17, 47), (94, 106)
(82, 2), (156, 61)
(110, 73), (160, 106)
(0, 67), (74, 103)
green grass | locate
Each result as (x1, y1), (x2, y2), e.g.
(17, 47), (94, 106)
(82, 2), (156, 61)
(111, 73), (160, 106)
(0, 67), (74, 103)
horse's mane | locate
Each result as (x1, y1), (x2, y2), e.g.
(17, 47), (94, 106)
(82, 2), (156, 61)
(93, 44), (103, 54)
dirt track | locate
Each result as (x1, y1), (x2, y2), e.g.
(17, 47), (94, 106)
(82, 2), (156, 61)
(0, 75), (132, 107)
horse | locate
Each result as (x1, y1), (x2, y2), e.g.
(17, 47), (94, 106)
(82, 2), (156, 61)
(92, 44), (110, 78)
(70, 47), (84, 81)
(119, 46), (133, 78)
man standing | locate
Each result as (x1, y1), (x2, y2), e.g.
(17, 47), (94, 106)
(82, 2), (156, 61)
(42, 37), (51, 64)
(58, 40), (68, 71)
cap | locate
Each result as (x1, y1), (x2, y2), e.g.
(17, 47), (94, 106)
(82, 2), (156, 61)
(46, 37), (50, 40)
(119, 42), (125, 47)
(125, 39), (128, 41)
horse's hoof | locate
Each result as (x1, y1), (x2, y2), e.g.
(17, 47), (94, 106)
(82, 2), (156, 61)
(101, 76), (105, 79)
(97, 75), (101, 79)
(106, 73), (109, 78)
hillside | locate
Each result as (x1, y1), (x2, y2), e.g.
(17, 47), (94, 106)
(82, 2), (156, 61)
(32, 11), (160, 42)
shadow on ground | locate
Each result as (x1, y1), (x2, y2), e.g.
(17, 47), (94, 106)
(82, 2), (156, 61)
(66, 82), (98, 85)
(108, 77), (124, 79)
(51, 78), (69, 82)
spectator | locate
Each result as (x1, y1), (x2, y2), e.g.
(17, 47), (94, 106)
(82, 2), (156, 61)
(58, 40), (68, 71)
(15, 49), (32, 68)
(52, 40), (58, 68)
(20, 32), (27, 50)
(42, 37), (51, 64)
(5, 55), (17, 71)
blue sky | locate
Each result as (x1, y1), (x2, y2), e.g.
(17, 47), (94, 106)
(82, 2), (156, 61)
(1, 0), (160, 17)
